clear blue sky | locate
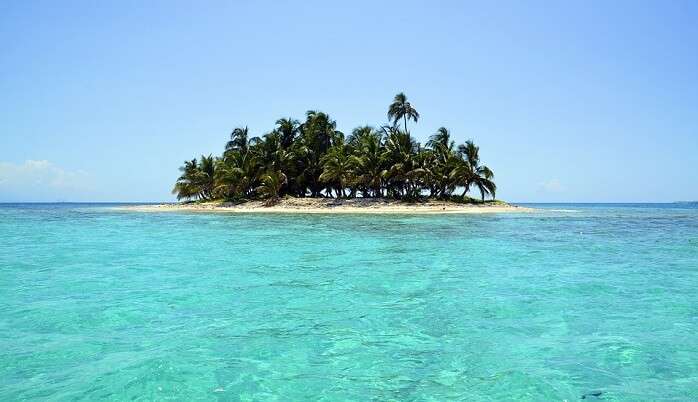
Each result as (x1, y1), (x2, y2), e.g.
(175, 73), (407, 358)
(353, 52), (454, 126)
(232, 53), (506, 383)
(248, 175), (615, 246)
(1, 0), (696, 202)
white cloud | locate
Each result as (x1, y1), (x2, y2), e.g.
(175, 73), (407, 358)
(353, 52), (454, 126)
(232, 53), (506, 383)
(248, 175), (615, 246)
(538, 178), (565, 193)
(0, 160), (90, 201)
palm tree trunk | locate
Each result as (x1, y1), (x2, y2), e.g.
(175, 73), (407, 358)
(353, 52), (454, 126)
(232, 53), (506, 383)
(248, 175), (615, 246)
(404, 116), (408, 133)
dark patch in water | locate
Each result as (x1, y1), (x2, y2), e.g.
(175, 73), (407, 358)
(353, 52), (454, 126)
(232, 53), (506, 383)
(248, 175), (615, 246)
(581, 390), (603, 399)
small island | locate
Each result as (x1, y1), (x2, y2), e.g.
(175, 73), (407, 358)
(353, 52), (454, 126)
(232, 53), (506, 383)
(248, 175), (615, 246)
(124, 198), (530, 214)
(145, 92), (529, 214)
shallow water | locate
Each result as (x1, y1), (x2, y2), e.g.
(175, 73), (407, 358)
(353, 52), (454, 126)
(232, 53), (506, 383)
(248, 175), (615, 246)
(1, 203), (697, 400)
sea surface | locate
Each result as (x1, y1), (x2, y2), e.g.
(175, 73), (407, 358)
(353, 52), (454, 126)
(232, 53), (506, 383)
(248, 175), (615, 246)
(0, 203), (697, 401)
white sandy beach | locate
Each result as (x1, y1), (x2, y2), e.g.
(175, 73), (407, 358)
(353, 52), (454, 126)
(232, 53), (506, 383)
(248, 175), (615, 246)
(117, 198), (533, 214)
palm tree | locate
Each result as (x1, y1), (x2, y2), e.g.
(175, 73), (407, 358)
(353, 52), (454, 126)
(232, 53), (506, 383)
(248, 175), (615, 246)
(198, 154), (216, 199)
(172, 158), (200, 201)
(426, 127), (458, 198)
(256, 170), (287, 204)
(427, 127), (454, 152)
(349, 128), (384, 197)
(172, 155), (216, 201)
(256, 131), (292, 172)
(382, 126), (420, 198)
(471, 165), (496, 201)
(455, 140), (496, 201)
(275, 118), (300, 149)
(320, 144), (352, 197)
(226, 127), (249, 154)
(214, 150), (258, 199)
(387, 92), (419, 133)
(298, 111), (343, 197)
(346, 126), (376, 148)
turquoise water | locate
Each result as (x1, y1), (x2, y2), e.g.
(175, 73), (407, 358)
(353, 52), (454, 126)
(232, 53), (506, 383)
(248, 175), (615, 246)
(1, 204), (697, 401)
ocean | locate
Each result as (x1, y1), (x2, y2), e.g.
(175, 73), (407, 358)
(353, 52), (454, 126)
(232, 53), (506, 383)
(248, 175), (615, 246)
(1, 203), (696, 400)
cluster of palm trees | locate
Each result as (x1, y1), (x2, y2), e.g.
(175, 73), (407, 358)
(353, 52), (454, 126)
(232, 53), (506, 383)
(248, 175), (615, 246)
(173, 93), (496, 203)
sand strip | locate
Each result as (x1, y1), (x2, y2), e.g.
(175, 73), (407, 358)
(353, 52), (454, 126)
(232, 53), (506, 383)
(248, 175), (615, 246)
(114, 198), (535, 214)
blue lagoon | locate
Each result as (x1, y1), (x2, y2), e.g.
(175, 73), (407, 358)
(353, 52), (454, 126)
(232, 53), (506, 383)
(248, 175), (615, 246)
(1, 203), (697, 400)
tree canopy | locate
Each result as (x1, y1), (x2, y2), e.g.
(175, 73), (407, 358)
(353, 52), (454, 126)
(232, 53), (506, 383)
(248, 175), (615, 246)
(173, 93), (496, 202)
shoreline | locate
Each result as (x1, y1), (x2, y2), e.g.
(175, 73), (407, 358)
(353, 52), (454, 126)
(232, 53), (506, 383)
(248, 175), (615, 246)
(114, 198), (535, 214)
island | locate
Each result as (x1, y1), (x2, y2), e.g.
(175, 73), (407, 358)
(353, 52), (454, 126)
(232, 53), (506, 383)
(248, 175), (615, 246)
(136, 92), (530, 214)
(122, 198), (530, 214)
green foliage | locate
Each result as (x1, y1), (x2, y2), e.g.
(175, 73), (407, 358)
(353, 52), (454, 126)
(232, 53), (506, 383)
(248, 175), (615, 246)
(172, 155), (216, 201)
(256, 170), (287, 204)
(172, 93), (497, 202)
(387, 92), (420, 133)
